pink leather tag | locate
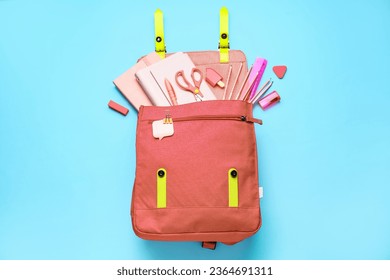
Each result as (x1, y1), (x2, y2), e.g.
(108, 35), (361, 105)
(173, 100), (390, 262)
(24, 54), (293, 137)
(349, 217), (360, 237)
(272, 65), (287, 79)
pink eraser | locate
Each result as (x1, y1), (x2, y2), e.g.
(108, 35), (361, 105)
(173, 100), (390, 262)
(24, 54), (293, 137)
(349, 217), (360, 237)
(205, 68), (225, 88)
(273, 65), (287, 79)
(108, 100), (129, 116)
(247, 58), (267, 100)
(258, 91), (281, 110)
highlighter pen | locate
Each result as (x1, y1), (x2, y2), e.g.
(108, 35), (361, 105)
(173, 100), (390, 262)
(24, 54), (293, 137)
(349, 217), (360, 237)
(164, 78), (178, 106)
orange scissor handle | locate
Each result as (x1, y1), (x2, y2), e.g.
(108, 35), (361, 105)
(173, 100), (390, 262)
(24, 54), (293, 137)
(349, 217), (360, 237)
(175, 68), (204, 97)
(190, 68), (203, 91)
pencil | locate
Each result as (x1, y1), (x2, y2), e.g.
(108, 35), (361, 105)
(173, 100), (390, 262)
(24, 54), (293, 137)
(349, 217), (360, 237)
(222, 65), (233, 100)
(235, 66), (252, 100)
(250, 79), (273, 104)
(228, 62), (243, 100)
(242, 72), (259, 102)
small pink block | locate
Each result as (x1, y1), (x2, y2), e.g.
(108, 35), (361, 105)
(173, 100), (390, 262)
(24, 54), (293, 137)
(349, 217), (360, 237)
(259, 91), (281, 110)
(108, 100), (129, 116)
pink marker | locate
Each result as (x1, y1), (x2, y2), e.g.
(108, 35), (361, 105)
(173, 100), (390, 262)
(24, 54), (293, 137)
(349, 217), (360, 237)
(244, 58), (267, 100)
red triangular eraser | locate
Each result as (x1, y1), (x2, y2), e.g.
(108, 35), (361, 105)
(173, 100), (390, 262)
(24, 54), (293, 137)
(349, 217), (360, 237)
(273, 65), (287, 79)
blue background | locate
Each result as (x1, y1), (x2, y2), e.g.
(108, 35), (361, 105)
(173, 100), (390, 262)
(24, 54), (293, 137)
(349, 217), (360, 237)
(1, 0), (389, 260)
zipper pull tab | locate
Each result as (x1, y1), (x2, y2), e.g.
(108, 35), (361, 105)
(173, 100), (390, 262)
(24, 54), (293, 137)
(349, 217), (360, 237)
(241, 116), (263, 125)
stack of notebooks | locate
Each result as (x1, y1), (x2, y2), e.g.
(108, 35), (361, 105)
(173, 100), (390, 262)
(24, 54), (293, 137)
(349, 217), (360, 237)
(113, 52), (216, 110)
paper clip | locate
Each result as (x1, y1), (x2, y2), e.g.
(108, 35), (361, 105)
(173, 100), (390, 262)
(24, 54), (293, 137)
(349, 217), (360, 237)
(163, 111), (173, 124)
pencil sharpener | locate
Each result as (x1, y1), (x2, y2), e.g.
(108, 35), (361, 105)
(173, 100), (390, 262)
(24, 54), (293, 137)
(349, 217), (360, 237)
(258, 91), (281, 110)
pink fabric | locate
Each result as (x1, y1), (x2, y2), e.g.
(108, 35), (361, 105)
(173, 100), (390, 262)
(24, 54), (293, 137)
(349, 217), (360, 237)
(169, 50), (249, 100)
(131, 100), (261, 243)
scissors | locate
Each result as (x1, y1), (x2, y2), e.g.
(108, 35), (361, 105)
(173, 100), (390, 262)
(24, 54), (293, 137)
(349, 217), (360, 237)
(175, 68), (204, 101)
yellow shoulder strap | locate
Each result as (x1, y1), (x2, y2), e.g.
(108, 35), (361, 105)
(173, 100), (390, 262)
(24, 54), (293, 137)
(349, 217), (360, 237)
(154, 7), (229, 61)
(154, 9), (166, 58)
(219, 7), (229, 63)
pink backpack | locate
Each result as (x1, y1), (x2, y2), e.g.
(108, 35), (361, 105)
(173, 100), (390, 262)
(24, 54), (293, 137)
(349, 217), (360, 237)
(131, 100), (262, 249)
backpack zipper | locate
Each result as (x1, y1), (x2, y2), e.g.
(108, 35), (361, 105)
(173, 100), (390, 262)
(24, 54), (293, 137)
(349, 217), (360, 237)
(148, 115), (262, 125)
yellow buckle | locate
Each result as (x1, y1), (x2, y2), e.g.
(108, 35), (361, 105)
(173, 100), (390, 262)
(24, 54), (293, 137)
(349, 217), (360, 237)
(154, 9), (166, 58)
(219, 7), (229, 63)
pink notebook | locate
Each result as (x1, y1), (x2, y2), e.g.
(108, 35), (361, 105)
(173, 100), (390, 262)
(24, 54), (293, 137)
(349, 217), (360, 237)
(135, 52), (216, 106)
(113, 52), (161, 111)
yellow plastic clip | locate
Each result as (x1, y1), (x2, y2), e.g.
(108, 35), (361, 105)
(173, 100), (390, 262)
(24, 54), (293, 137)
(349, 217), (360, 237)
(219, 7), (229, 63)
(154, 9), (166, 59)
(163, 113), (173, 124)
(228, 168), (238, 207)
(157, 168), (167, 208)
